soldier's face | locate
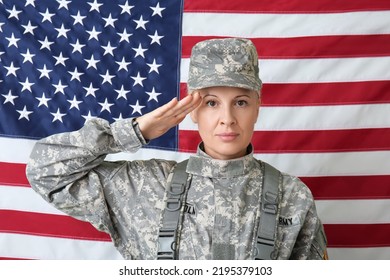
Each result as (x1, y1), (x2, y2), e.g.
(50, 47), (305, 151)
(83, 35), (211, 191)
(190, 86), (260, 160)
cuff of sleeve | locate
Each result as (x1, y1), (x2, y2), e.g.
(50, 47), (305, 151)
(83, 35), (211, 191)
(132, 118), (150, 146)
(110, 118), (148, 153)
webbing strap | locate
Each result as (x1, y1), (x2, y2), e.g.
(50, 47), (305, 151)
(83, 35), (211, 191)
(157, 160), (189, 260)
(157, 159), (281, 260)
(254, 161), (281, 260)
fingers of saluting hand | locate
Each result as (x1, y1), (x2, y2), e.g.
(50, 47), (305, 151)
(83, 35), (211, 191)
(154, 92), (202, 121)
(172, 92), (202, 121)
(136, 92), (202, 141)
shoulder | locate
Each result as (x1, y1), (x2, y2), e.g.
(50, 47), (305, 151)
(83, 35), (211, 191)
(257, 160), (314, 202)
(258, 160), (315, 212)
(281, 173), (314, 199)
(279, 172), (315, 211)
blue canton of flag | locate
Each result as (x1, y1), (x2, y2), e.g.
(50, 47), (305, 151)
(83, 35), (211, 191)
(0, 0), (182, 150)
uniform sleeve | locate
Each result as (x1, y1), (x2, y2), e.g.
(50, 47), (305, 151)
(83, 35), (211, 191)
(276, 175), (328, 260)
(25, 117), (175, 239)
(293, 198), (328, 260)
(309, 221), (328, 259)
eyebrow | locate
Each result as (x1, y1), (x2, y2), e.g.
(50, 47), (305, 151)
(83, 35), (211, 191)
(234, 94), (251, 99)
(202, 94), (252, 99)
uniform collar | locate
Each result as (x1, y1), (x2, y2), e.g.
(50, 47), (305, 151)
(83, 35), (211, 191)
(186, 143), (256, 178)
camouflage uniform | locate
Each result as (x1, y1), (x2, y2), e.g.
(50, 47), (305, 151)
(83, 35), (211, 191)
(26, 117), (327, 260)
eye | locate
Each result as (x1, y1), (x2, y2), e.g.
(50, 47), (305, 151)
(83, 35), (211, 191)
(206, 100), (217, 107)
(236, 100), (248, 107)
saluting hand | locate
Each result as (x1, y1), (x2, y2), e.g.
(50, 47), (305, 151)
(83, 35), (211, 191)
(136, 92), (202, 141)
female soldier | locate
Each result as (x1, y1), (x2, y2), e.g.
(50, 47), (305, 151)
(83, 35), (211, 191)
(26, 38), (327, 260)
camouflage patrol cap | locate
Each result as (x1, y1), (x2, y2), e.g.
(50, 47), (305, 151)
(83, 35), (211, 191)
(187, 38), (262, 92)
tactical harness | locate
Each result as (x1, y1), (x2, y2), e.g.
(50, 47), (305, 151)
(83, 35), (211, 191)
(157, 159), (281, 260)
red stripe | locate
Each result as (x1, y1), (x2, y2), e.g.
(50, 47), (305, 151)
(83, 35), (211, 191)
(182, 35), (390, 59)
(253, 129), (390, 153)
(0, 210), (111, 241)
(261, 81), (390, 106)
(179, 129), (390, 154)
(302, 176), (390, 200)
(179, 130), (201, 153)
(0, 162), (29, 187)
(184, 0), (390, 13)
(180, 81), (390, 106)
(324, 224), (390, 248)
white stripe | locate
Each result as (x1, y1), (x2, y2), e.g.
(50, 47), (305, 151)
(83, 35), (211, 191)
(183, 11), (390, 37)
(0, 233), (122, 260)
(260, 57), (390, 83)
(263, 57), (390, 83)
(256, 151), (390, 177)
(180, 103), (390, 131)
(316, 199), (390, 224)
(180, 57), (390, 83)
(328, 248), (390, 260)
(256, 104), (390, 130)
(0, 185), (65, 215)
(0, 137), (36, 163)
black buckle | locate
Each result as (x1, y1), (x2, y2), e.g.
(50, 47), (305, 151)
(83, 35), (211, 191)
(254, 236), (275, 260)
(157, 229), (176, 260)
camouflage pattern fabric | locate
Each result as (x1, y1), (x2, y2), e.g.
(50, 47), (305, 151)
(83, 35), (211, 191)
(187, 38), (262, 92)
(26, 117), (327, 259)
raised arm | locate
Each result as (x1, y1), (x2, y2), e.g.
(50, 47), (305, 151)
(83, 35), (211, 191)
(26, 93), (201, 199)
(25, 94), (201, 237)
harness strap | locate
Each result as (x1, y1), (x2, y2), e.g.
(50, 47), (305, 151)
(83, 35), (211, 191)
(157, 159), (281, 260)
(157, 160), (189, 260)
(254, 161), (281, 260)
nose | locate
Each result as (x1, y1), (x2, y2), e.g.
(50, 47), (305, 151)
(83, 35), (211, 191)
(219, 106), (236, 126)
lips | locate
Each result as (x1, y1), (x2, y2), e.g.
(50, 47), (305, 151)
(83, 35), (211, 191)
(216, 132), (239, 142)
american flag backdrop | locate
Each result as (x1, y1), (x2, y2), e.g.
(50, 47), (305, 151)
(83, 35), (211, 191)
(1, 0), (390, 260)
